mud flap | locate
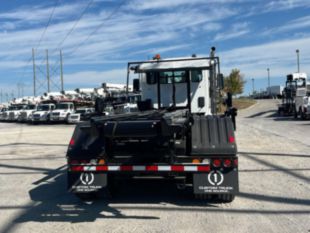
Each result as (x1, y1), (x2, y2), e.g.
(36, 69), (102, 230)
(193, 169), (238, 194)
(68, 172), (107, 193)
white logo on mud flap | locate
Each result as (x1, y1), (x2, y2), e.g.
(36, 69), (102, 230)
(208, 171), (224, 186)
(80, 173), (94, 185)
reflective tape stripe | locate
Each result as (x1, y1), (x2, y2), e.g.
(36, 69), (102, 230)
(108, 166), (120, 171)
(70, 165), (210, 172)
(83, 166), (96, 171)
(146, 165), (158, 171)
(184, 166), (198, 172)
(171, 165), (184, 172)
(158, 166), (171, 171)
(133, 166), (146, 171)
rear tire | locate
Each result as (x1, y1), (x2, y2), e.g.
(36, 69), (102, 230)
(195, 193), (235, 203)
(195, 193), (213, 200)
(75, 192), (98, 201)
(294, 108), (298, 118)
(216, 194), (235, 203)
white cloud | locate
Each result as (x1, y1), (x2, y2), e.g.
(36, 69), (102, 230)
(214, 22), (250, 41)
(0, 2), (237, 69)
(263, 15), (310, 35)
(219, 36), (310, 79)
(0, 2), (87, 23)
(265, 0), (310, 11)
(62, 69), (127, 87)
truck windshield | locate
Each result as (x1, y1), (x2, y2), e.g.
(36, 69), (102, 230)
(76, 109), (86, 114)
(25, 105), (36, 110)
(37, 105), (50, 111)
(14, 105), (25, 110)
(56, 103), (70, 110)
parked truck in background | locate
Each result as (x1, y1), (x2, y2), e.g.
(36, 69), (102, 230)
(31, 103), (56, 123)
(291, 73), (309, 119)
(50, 102), (75, 123)
(18, 104), (38, 122)
(68, 108), (95, 124)
(67, 48), (239, 203)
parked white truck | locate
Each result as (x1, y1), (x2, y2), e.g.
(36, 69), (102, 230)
(291, 73), (309, 119)
(31, 103), (56, 123)
(18, 104), (37, 122)
(50, 102), (75, 123)
(7, 104), (27, 122)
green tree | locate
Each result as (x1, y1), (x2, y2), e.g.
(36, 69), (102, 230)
(224, 69), (246, 95)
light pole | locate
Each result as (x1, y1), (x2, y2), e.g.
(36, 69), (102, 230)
(267, 68), (270, 96)
(252, 78), (255, 96)
(296, 49), (300, 73)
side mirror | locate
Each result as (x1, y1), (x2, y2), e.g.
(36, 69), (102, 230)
(226, 92), (232, 108)
(133, 79), (140, 92)
(218, 73), (224, 89)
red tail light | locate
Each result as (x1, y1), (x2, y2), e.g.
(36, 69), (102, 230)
(69, 138), (75, 146)
(69, 160), (78, 165)
(228, 136), (235, 143)
(212, 159), (221, 167)
(223, 159), (232, 167)
(234, 159), (238, 167)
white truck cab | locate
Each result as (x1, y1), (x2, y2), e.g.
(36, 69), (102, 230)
(7, 105), (27, 121)
(136, 58), (213, 115)
(50, 102), (75, 123)
(68, 107), (95, 124)
(290, 73), (309, 119)
(31, 104), (56, 123)
(18, 104), (37, 122)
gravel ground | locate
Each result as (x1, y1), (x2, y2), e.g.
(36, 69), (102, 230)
(0, 99), (309, 233)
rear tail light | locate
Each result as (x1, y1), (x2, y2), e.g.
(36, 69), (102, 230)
(234, 159), (238, 167)
(69, 160), (78, 165)
(69, 138), (75, 146)
(212, 159), (221, 167)
(228, 136), (235, 143)
(223, 159), (232, 167)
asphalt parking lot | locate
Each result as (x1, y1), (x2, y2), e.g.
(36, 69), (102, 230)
(0, 99), (309, 233)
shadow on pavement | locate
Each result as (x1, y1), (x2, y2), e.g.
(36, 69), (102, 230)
(239, 151), (310, 158)
(0, 142), (68, 147)
(242, 154), (310, 183)
(1, 164), (309, 233)
(246, 110), (275, 118)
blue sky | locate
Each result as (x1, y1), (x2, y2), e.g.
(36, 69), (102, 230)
(1, 0), (310, 98)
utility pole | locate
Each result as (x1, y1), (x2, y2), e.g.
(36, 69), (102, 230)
(252, 78), (255, 96)
(17, 83), (20, 98)
(46, 49), (50, 93)
(11, 91), (14, 100)
(0, 89), (2, 103)
(5, 93), (9, 102)
(267, 68), (270, 96)
(60, 50), (64, 92)
(20, 83), (25, 97)
(296, 49), (300, 73)
(32, 48), (36, 96)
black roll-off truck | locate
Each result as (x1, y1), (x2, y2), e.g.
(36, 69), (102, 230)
(67, 47), (239, 202)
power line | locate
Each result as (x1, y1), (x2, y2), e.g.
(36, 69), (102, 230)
(55, 0), (95, 51)
(47, 0), (95, 75)
(17, 0), (60, 95)
(36, 0), (60, 50)
(40, 0), (94, 78)
(68, 0), (127, 56)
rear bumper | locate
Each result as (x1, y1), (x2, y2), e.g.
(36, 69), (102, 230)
(68, 163), (239, 195)
(69, 164), (211, 172)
